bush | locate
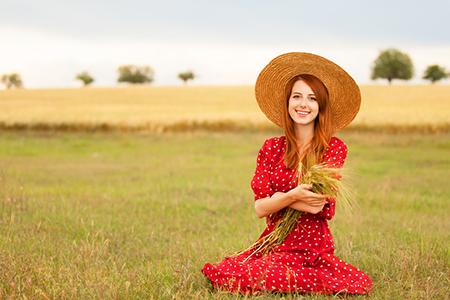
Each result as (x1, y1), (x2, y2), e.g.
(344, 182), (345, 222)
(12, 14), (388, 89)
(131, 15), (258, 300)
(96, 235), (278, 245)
(1, 73), (23, 89)
(178, 71), (195, 86)
(75, 71), (94, 86)
(117, 65), (154, 84)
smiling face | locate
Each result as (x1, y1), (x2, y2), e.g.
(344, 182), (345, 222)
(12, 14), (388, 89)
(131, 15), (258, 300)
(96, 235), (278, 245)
(288, 80), (319, 131)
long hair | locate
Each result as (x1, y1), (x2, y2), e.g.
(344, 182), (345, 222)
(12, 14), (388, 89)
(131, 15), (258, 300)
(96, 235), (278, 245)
(282, 74), (332, 170)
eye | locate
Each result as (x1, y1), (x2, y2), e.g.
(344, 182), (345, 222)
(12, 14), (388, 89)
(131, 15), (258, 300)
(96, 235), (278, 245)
(309, 97), (317, 101)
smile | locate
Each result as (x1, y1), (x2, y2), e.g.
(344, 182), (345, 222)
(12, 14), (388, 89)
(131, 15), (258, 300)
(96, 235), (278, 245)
(296, 110), (310, 116)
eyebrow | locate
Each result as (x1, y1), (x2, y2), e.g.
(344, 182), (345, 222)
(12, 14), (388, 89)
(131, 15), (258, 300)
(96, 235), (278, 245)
(292, 91), (316, 96)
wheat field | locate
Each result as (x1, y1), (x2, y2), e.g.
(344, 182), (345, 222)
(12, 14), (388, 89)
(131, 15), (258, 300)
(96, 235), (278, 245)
(1, 85), (449, 132)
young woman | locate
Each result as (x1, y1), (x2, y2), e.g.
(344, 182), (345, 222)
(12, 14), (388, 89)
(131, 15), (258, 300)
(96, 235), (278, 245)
(202, 52), (372, 295)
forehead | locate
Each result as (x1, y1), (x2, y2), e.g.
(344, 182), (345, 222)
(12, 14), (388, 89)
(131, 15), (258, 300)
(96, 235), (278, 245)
(291, 80), (314, 93)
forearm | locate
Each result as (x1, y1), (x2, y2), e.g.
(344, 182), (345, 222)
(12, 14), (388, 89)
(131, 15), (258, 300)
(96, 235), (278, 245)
(254, 192), (295, 219)
(289, 201), (325, 215)
(263, 191), (325, 215)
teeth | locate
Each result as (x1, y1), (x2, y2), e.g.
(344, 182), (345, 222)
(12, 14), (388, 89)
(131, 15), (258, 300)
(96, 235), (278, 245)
(297, 111), (309, 115)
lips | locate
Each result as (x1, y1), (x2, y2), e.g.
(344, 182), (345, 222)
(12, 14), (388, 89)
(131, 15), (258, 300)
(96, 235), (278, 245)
(296, 110), (310, 116)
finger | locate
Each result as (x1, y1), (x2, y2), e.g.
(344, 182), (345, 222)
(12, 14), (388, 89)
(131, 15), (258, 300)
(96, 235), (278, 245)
(311, 199), (328, 205)
(308, 198), (327, 205)
(299, 184), (313, 190)
(309, 193), (328, 199)
(311, 193), (329, 199)
(311, 197), (328, 204)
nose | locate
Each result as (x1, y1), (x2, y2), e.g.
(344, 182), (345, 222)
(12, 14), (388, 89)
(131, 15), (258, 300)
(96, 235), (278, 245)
(298, 97), (307, 108)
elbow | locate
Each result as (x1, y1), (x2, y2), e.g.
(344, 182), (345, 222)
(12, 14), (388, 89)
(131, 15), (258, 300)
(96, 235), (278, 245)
(256, 212), (265, 219)
(254, 201), (267, 219)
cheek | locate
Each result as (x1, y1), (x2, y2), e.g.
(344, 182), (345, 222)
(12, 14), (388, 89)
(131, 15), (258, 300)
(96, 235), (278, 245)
(313, 102), (320, 112)
(288, 98), (293, 108)
(288, 103), (297, 120)
(288, 100), (296, 112)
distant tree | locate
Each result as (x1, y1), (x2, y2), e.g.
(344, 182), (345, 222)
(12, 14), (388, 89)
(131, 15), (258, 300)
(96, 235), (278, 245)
(1, 73), (23, 89)
(178, 71), (195, 86)
(75, 71), (94, 86)
(423, 65), (449, 84)
(371, 48), (414, 84)
(117, 65), (154, 84)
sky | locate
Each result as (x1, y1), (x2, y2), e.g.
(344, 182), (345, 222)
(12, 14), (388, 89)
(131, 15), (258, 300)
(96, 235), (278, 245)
(1, 0), (450, 88)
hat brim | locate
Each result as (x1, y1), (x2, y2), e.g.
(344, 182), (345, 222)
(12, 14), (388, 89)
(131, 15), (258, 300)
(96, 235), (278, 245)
(255, 52), (361, 133)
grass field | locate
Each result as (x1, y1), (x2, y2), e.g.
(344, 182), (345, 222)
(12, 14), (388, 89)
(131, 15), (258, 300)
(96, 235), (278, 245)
(1, 130), (449, 299)
(1, 85), (450, 133)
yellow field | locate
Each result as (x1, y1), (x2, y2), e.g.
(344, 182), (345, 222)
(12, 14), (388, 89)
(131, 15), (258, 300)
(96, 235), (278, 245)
(356, 85), (450, 133)
(1, 85), (449, 132)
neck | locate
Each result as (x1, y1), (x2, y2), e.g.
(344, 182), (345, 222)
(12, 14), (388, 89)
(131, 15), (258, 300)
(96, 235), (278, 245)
(295, 124), (315, 148)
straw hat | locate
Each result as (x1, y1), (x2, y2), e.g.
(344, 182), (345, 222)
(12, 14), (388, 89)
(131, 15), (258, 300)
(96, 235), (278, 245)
(255, 52), (361, 133)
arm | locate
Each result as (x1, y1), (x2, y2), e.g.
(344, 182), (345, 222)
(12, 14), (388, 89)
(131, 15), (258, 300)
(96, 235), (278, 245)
(254, 184), (328, 218)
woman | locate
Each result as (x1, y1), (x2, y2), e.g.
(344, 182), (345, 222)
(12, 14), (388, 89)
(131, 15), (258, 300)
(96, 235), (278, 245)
(202, 52), (372, 295)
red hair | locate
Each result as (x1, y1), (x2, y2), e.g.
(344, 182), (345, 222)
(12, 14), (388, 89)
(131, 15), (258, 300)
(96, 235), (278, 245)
(282, 74), (332, 170)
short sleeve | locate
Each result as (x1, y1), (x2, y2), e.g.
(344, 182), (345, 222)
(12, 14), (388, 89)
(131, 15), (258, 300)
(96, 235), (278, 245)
(317, 137), (348, 220)
(251, 140), (275, 201)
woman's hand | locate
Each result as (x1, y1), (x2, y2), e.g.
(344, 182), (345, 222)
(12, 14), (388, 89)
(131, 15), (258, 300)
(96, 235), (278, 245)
(287, 184), (328, 207)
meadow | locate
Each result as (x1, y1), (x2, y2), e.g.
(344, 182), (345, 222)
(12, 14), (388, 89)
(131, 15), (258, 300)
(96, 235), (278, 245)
(1, 130), (449, 299)
(0, 85), (449, 299)
(1, 85), (450, 133)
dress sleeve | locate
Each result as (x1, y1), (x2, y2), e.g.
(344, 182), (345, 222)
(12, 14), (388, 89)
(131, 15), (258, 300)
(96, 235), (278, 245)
(316, 138), (348, 220)
(251, 139), (275, 201)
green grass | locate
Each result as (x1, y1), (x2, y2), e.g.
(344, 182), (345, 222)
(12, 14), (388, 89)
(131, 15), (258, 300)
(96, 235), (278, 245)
(0, 130), (449, 299)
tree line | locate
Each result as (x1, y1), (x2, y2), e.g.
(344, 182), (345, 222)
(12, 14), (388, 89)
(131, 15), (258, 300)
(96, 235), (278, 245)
(1, 66), (196, 89)
(75, 66), (196, 87)
(1, 48), (449, 89)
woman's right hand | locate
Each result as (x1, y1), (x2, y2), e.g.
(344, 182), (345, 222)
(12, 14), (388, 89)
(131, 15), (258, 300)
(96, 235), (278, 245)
(287, 184), (328, 207)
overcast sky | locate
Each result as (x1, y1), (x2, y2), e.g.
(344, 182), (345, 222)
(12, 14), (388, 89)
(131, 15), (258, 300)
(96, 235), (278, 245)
(1, 0), (450, 88)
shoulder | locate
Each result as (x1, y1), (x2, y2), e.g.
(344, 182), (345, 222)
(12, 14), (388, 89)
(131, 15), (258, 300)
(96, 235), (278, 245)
(322, 137), (348, 165)
(260, 136), (285, 152)
(257, 136), (285, 165)
(328, 137), (347, 151)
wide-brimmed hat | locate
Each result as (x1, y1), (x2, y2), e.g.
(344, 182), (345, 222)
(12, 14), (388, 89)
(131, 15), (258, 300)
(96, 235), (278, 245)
(255, 52), (361, 133)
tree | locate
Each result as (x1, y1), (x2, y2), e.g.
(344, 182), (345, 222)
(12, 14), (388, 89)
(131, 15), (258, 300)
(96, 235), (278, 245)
(371, 48), (414, 84)
(178, 71), (195, 86)
(1, 73), (23, 89)
(75, 71), (94, 86)
(117, 65), (154, 84)
(423, 65), (449, 84)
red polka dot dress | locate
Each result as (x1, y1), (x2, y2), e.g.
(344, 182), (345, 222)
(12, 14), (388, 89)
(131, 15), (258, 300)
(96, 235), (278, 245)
(202, 136), (372, 294)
